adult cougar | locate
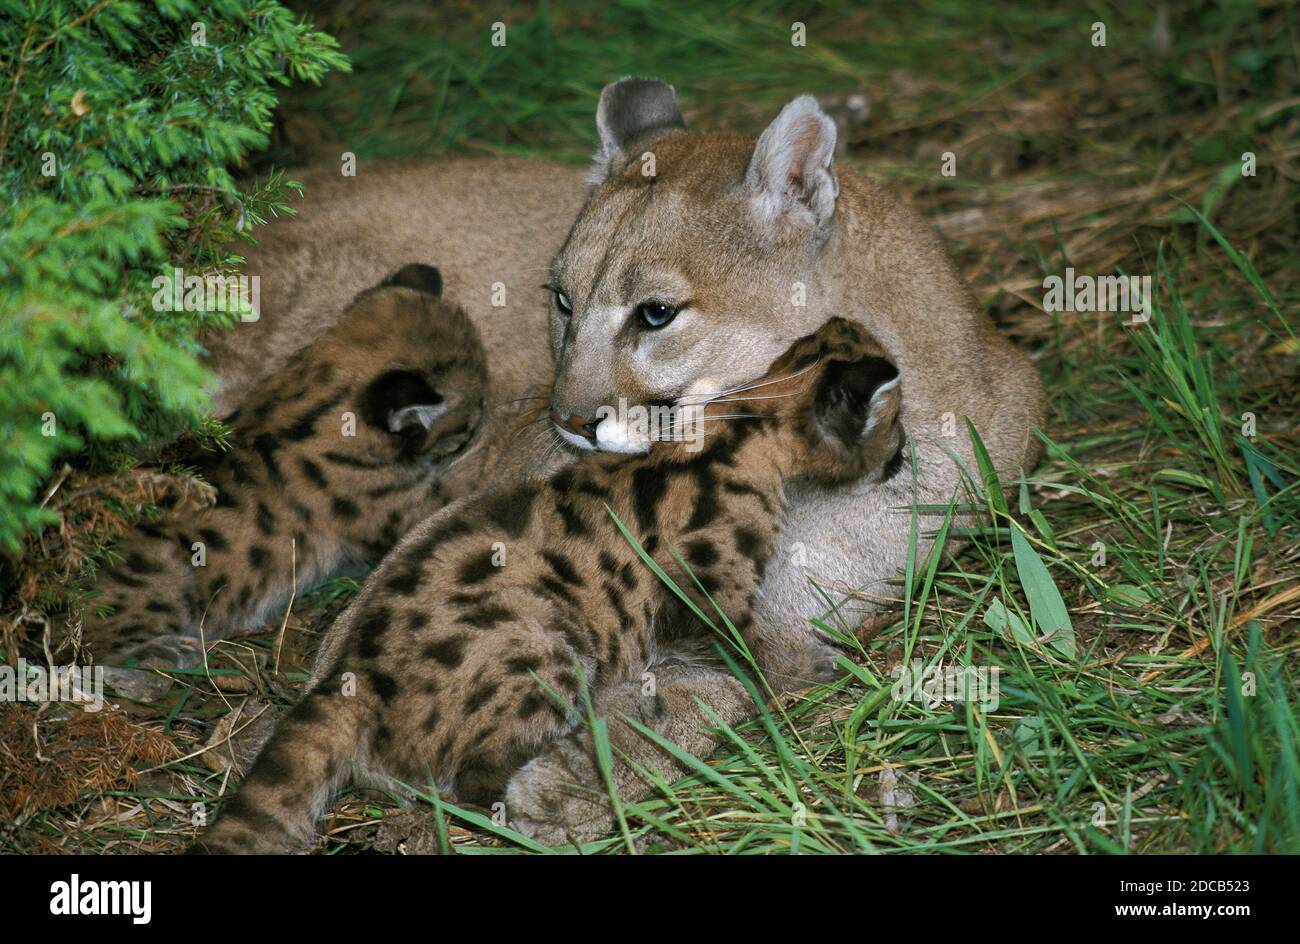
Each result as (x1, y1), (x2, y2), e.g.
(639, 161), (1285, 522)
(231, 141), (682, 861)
(210, 79), (1043, 843)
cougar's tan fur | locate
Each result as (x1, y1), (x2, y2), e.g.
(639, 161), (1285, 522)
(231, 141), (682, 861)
(204, 84), (1043, 843)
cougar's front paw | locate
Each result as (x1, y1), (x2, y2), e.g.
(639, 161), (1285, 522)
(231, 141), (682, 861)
(504, 749), (613, 848)
(765, 639), (842, 693)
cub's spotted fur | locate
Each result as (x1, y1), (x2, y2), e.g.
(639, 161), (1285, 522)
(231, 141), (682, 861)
(193, 317), (903, 852)
(79, 265), (487, 699)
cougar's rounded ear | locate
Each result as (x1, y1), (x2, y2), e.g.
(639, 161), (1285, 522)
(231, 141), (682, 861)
(380, 263), (443, 298)
(746, 95), (838, 233)
(591, 77), (684, 182)
(813, 356), (900, 447)
(361, 370), (448, 439)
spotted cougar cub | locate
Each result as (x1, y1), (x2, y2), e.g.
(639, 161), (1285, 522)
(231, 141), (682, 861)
(192, 317), (903, 852)
(78, 265), (487, 700)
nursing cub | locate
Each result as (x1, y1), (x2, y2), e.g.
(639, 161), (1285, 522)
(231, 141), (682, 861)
(78, 265), (487, 699)
(192, 317), (903, 853)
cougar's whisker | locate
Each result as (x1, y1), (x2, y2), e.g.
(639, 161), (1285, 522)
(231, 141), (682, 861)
(504, 408), (550, 447)
(674, 359), (822, 406)
(656, 412), (769, 436)
(694, 391), (798, 405)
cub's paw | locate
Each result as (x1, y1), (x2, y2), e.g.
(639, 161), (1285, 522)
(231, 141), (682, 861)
(201, 701), (283, 776)
(184, 832), (294, 855)
(764, 639), (843, 693)
(101, 666), (176, 702)
(183, 837), (240, 855)
(129, 633), (203, 669)
(504, 750), (613, 849)
(101, 634), (204, 701)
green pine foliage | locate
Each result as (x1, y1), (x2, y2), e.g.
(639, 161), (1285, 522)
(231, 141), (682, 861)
(0, 0), (348, 552)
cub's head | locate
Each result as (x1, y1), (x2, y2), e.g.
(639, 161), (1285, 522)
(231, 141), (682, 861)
(740, 317), (903, 487)
(548, 78), (845, 455)
(315, 264), (487, 463)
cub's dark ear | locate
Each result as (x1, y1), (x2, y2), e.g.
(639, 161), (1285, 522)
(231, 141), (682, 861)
(361, 370), (447, 439)
(381, 263), (443, 298)
(592, 77), (684, 182)
(814, 356), (900, 447)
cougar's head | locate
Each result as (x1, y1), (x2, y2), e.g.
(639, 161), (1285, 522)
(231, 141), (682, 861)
(547, 78), (843, 454)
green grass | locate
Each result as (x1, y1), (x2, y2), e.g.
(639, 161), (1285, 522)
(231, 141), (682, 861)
(6, 0), (1296, 855)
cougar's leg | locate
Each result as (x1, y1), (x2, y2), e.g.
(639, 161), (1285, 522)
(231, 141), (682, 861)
(504, 658), (753, 846)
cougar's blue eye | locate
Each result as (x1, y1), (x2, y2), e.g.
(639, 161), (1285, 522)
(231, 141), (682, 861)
(554, 291), (573, 315)
(636, 301), (678, 329)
